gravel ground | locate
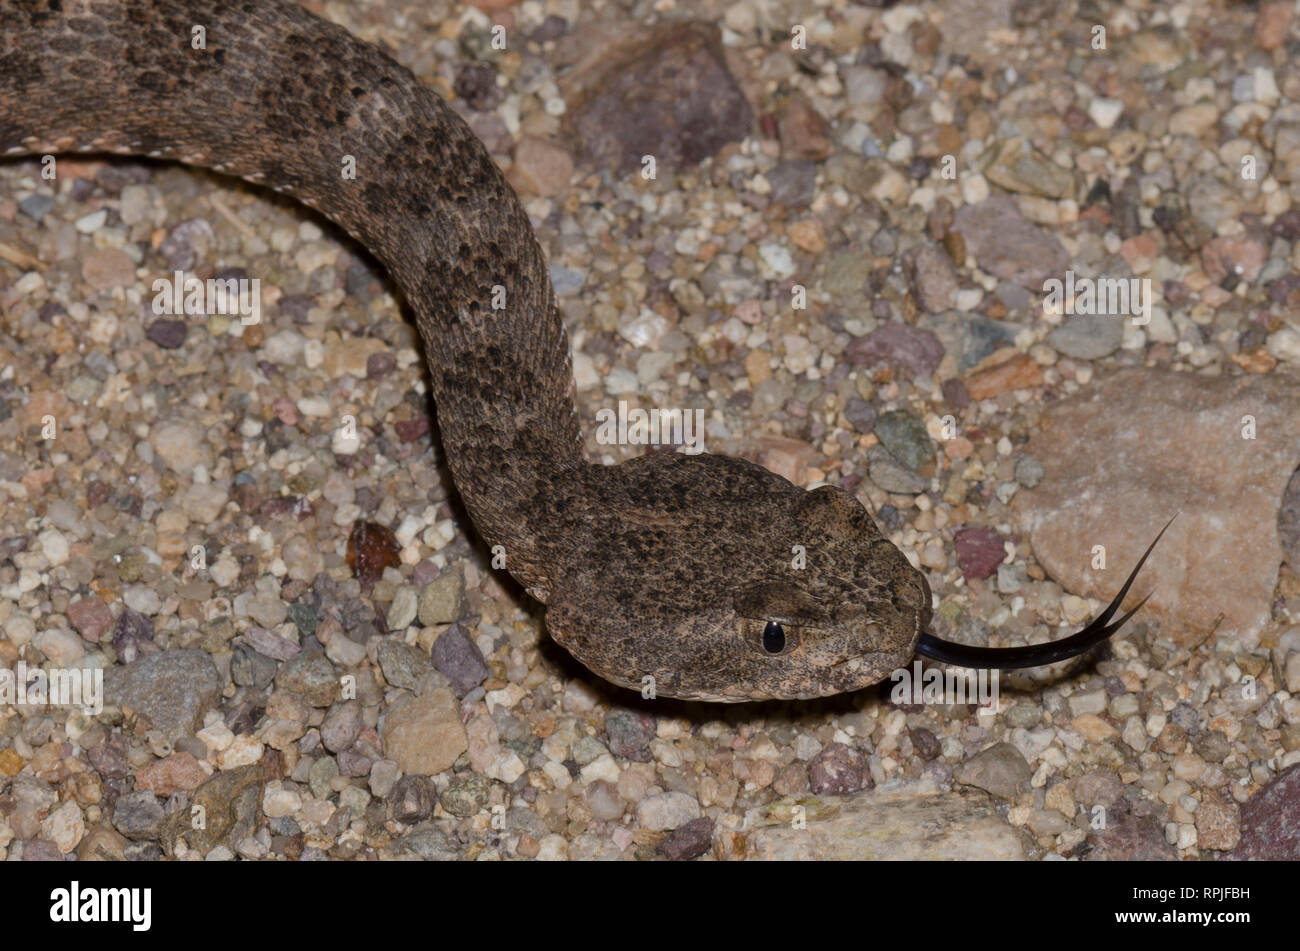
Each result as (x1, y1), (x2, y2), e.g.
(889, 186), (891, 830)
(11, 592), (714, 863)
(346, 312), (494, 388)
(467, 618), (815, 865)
(1, 0), (1299, 861)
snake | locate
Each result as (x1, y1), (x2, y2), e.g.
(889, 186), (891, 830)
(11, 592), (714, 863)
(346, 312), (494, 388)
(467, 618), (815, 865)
(0, 0), (1167, 701)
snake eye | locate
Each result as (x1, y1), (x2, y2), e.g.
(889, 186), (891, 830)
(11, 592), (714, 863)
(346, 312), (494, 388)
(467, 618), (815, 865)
(762, 620), (786, 654)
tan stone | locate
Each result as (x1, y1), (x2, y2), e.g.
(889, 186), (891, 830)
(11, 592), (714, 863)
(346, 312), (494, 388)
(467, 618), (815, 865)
(756, 434), (816, 484)
(747, 783), (1026, 860)
(786, 219), (826, 254)
(508, 136), (574, 197)
(381, 687), (467, 775)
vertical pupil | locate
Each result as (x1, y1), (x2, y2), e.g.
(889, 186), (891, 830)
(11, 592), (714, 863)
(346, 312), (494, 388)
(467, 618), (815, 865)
(762, 621), (785, 653)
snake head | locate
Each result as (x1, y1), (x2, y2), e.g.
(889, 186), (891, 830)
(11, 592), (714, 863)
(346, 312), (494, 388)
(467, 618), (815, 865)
(544, 454), (929, 701)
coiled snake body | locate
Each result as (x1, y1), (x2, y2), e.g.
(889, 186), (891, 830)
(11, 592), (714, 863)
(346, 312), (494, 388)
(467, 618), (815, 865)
(0, 0), (1161, 701)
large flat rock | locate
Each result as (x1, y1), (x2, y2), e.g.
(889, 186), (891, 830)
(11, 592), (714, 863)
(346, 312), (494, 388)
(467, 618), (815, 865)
(744, 782), (1026, 860)
(1015, 368), (1300, 646)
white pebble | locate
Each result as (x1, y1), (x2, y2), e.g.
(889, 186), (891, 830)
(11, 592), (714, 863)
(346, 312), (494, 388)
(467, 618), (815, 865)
(961, 172), (990, 205)
(535, 834), (568, 861)
(1268, 327), (1300, 364)
(1253, 67), (1279, 106)
(758, 242), (796, 280)
(38, 529), (69, 567)
(35, 627), (85, 665)
(123, 585), (162, 615)
(579, 753), (622, 785)
(331, 427), (361, 455)
(394, 515), (425, 548)
(197, 719), (235, 753)
(4, 613), (36, 646)
(485, 751), (526, 784)
(296, 397), (331, 417)
(74, 209), (107, 234)
(636, 791), (701, 831)
(571, 351), (599, 389)
(262, 782), (303, 818)
(218, 735), (264, 769)
(41, 802), (85, 854)
(1088, 98), (1124, 129)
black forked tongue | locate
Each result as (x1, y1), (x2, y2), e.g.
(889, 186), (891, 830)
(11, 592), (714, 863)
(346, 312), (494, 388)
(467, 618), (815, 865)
(913, 514), (1176, 670)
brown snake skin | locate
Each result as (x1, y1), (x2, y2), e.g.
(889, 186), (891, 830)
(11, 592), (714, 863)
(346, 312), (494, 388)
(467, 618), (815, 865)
(2, 0), (1158, 701)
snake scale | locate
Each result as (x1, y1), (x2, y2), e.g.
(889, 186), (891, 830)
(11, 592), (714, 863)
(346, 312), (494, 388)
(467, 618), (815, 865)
(0, 0), (1164, 701)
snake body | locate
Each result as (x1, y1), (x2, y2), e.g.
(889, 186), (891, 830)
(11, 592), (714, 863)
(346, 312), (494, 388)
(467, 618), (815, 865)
(1, 0), (1157, 701)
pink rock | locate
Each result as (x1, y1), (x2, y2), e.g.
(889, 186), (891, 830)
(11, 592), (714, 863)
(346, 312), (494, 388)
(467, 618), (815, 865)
(1015, 368), (1300, 646)
(756, 435), (817, 484)
(508, 136), (575, 198)
(561, 21), (753, 173)
(135, 752), (208, 796)
(1256, 2), (1292, 51)
(952, 197), (1069, 289)
(272, 396), (298, 426)
(1119, 233), (1159, 270)
(954, 527), (1006, 581)
(65, 597), (112, 643)
(81, 248), (135, 290)
(808, 742), (871, 796)
(1201, 234), (1267, 285)
(1228, 764), (1300, 859)
(904, 242), (959, 313)
(847, 321), (945, 380)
